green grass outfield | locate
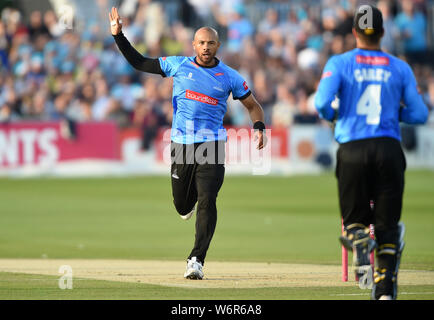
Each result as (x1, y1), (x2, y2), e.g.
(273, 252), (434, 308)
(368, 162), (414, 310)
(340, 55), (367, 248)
(0, 170), (433, 300)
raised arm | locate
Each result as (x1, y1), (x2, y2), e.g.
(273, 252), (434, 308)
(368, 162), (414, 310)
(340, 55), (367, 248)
(109, 7), (164, 76)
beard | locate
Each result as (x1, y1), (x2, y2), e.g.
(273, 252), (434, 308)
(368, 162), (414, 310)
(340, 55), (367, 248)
(197, 52), (215, 65)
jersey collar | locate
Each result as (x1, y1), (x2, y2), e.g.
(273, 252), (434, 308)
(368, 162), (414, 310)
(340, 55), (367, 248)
(356, 47), (383, 52)
(193, 57), (220, 68)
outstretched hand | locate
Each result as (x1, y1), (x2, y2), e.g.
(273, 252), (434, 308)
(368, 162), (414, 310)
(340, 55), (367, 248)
(108, 7), (122, 35)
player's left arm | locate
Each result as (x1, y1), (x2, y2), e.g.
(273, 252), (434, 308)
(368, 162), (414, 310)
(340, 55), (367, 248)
(239, 93), (267, 150)
(314, 56), (341, 121)
(231, 72), (266, 149)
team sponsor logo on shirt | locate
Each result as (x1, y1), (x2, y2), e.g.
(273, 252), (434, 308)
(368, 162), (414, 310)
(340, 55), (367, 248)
(185, 90), (218, 105)
(356, 55), (389, 66)
(162, 57), (167, 61)
(215, 72), (224, 76)
(243, 81), (249, 91)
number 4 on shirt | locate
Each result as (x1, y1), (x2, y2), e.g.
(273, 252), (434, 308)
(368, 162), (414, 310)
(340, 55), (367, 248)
(357, 84), (382, 125)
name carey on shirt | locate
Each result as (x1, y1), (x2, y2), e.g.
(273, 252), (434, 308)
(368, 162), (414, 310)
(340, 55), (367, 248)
(354, 55), (392, 83)
(354, 68), (392, 83)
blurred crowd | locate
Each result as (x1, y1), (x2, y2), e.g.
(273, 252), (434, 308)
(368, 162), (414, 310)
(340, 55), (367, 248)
(0, 0), (433, 148)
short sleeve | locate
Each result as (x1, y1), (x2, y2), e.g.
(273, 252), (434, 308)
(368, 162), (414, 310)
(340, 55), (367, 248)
(230, 71), (251, 100)
(158, 56), (186, 77)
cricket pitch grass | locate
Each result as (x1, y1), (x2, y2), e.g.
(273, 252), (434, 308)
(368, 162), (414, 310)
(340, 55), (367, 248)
(1, 171), (433, 299)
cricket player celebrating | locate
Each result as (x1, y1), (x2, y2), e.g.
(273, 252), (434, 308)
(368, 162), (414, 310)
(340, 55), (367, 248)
(315, 5), (428, 299)
(109, 7), (266, 279)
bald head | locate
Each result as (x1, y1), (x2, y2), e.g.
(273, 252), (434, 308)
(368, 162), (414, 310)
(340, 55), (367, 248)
(192, 26), (221, 67)
(194, 27), (219, 42)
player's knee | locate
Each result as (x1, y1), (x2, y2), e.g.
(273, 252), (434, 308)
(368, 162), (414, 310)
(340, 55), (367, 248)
(197, 192), (217, 209)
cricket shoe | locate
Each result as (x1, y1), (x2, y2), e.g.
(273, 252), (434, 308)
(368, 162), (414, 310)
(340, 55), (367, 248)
(180, 206), (195, 221)
(340, 224), (376, 288)
(371, 222), (405, 300)
(371, 268), (396, 300)
(184, 257), (204, 280)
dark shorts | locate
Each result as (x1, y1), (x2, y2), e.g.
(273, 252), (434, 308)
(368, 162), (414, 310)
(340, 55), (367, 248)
(336, 137), (406, 232)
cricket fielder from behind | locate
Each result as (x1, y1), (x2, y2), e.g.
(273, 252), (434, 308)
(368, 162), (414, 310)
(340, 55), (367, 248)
(109, 7), (266, 280)
(315, 5), (428, 300)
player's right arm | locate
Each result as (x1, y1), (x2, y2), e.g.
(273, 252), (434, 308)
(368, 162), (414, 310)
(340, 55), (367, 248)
(314, 56), (341, 121)
(399, 62), (429, 124)
(109, 7), (164, 76)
